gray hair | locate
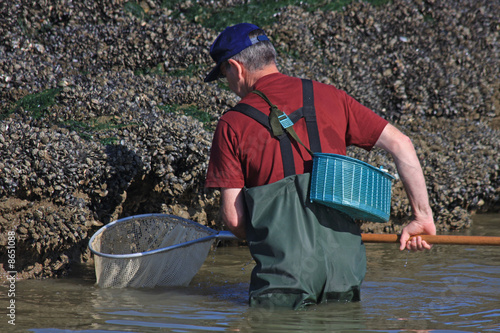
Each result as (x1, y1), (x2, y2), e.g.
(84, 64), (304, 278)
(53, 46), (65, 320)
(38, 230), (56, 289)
(230, 29), (277, 72)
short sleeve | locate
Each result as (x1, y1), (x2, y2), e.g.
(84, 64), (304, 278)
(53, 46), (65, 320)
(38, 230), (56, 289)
(205, 119), (245, 188)
(344, 93), (388, 150)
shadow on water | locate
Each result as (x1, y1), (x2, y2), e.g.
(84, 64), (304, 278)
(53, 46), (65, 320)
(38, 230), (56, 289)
(2, 214), (500, 332)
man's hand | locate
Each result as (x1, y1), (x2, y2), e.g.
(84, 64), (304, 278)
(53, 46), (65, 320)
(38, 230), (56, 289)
(399, 217), (436, 251)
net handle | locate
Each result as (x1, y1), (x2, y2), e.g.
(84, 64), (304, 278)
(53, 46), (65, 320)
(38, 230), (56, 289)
(217, 230), (239, 240)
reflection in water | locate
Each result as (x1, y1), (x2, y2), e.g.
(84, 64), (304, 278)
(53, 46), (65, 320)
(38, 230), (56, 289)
(1, 214), (499, 332)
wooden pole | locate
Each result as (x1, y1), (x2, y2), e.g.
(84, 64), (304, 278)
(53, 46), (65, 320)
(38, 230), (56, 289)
(361, 234), (500, 246)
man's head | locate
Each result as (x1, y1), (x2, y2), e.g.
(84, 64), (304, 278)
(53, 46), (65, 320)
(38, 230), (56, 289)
(204, 23), (277, 83)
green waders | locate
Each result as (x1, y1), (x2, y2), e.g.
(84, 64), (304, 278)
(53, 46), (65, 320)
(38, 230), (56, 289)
(228, 80), (366, 309)
(244, 173), (366, 309)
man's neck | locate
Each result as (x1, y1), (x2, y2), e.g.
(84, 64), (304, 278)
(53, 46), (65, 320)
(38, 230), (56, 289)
(243, 64), (280, 96)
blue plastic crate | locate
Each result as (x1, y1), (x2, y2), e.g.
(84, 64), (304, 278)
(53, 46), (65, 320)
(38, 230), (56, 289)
(310, 153), (395, 222)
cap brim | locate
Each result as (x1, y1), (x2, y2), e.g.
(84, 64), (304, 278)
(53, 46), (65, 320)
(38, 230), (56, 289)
(204, 64), (221, 82)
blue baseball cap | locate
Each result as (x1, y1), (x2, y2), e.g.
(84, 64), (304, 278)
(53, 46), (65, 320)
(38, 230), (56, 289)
(204, 23), (270, 82)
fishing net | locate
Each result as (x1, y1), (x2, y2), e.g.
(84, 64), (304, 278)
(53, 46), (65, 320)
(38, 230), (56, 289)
(89, 214), (217, 288)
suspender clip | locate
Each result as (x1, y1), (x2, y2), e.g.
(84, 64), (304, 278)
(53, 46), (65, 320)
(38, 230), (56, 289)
(278, 113), (294, 129)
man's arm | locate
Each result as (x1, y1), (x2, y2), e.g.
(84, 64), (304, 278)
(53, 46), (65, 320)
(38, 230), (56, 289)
(220, 187), (247, 239)
(374, 124), (436, 251)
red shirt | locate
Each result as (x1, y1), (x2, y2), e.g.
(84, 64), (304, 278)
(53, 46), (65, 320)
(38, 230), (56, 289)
(205, 73), (388, 188)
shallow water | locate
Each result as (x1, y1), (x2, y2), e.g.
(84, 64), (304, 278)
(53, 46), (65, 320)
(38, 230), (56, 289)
(2, 214), (500, 332)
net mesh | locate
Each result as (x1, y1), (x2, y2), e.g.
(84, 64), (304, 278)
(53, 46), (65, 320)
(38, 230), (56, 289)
(90, 214), (216, 288)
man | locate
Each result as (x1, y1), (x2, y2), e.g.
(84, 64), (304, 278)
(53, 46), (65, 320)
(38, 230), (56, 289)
(204, 23), (435, 309)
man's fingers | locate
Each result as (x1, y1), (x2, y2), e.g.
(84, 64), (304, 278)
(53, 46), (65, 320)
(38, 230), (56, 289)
(406, 236), (418, 251)
(404, 236), (433, 251)
(422, 240), (432, 250)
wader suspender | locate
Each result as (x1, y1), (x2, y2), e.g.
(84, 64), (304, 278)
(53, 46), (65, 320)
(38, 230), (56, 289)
(229, 79), (322, 177)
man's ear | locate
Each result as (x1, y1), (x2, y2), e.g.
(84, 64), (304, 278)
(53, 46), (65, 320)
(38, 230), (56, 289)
(228, 59), (245, 80)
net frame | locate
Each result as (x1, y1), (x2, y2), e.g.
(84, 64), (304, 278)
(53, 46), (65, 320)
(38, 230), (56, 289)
(89, 214), (222, 288)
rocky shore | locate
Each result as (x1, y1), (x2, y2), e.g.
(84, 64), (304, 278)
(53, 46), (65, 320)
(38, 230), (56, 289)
(0, 0), (499, 281)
